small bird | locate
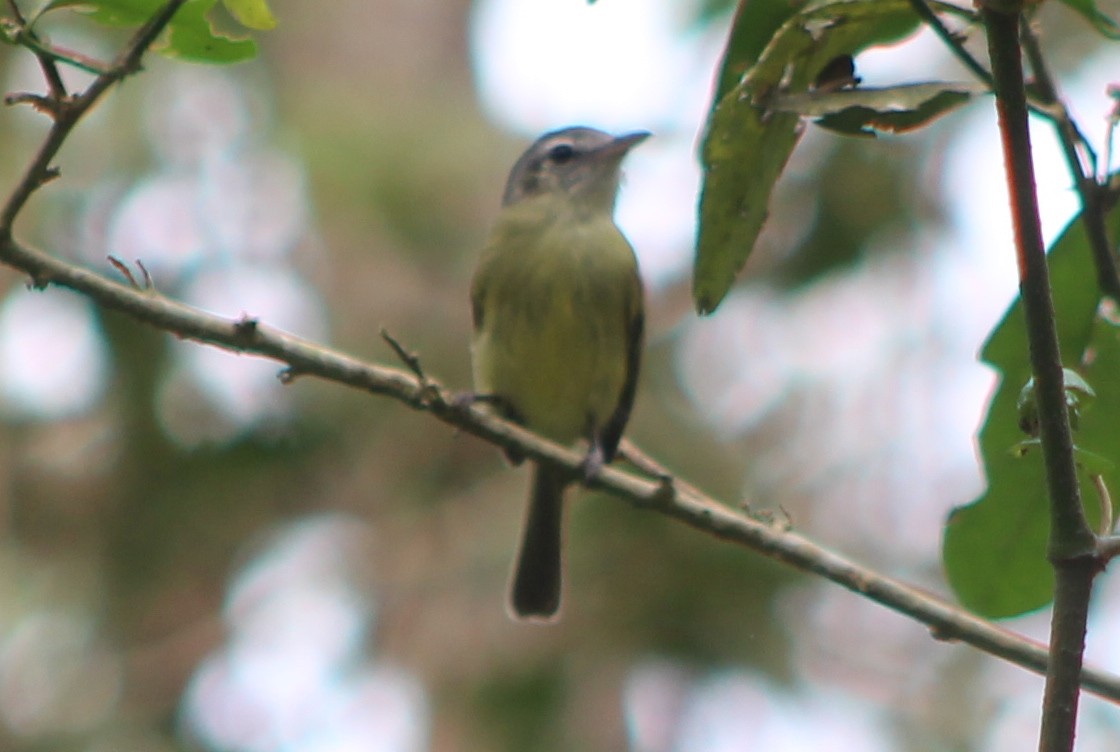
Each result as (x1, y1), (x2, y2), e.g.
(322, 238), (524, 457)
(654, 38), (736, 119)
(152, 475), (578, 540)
(470, 126), (648, 620)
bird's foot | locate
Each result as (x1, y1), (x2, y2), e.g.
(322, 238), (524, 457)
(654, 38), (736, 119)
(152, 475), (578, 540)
(578, 442), (605, 485)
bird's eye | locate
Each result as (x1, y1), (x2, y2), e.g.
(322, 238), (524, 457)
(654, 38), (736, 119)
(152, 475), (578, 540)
(547, 143), (575, 163)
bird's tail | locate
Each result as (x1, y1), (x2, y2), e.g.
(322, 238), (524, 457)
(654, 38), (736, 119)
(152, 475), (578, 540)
(510, 463), (567, 620)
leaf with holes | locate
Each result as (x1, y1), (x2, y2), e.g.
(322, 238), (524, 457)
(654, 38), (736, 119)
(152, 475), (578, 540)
(693, 0), (972, 314)
(773, 82), (985, 137)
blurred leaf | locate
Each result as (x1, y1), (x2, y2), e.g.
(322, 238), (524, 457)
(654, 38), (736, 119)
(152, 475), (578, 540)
(695, 0), (945, 314)
(774, 82), (985, 137)
(580, 493), (796, 672)
(771, 138), (922, 287)
(222, 0), (275, 30)
(474, 667), (565, 752)
(691, 0), (741, 29)
(694, 98), (801, 315)
(42, 0), (261, 62)
(1057, 0), (1120, 39)
(44, 0), (161, 25)
(164, 0), (256, 62)
(942, 207), (1120, 619)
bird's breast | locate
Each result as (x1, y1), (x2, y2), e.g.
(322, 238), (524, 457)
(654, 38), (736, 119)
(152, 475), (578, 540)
(472, 213), (639, 443)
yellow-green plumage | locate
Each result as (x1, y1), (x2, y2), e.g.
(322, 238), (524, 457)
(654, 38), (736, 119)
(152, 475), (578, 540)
(470, 127), (646, 620)
(472, 199), (641, 444)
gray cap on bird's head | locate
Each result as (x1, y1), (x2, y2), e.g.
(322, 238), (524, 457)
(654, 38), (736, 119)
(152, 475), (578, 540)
(502, 126), (650, 209)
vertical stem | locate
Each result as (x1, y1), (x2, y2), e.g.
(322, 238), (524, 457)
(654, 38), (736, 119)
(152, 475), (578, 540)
(982, 8), (1092, 556)
(982, 6), (1098, 752)
(1042, 561), (1095, 751)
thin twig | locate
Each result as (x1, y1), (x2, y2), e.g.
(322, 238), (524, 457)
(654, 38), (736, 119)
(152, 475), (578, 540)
(3, 90), (62, 115)
(4, 0), (67, 98)
(1105, 87), (1120, 183)
(0, 0), (189, 233)
(108, 256), (142, 289)
(907, 0), (992, 85)
(1092, 473), (1113, 536)
(136, 258), (153, 289)
(380, 327), (428, 382)
(1020, 17), (1120, 303)
(1098, 535), (1120, 562)
(14, 33), (113, 77)
(910, 0), (1112, 164)
(617, 438), (709, 505)
(380, 327), (446, 407)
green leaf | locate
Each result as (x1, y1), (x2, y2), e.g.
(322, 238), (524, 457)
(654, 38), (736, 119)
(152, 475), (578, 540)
(709, 0), (800, 110)
(43, 0), (161, 26)
(694, 0), (946, 314)
(42, 0), (262, 63)
(1074, 445), (1115, 476)
(694, 99), (802, 316)
(1060, 368), (1096, 398)
(164, 0), (256, 62)
(1016, 368), (1096, 435)
(773, 82), (985, 137)
(1056, 0), (1120, 40)
(221, 0), (275, 30)
(942, 207), (1120, 619)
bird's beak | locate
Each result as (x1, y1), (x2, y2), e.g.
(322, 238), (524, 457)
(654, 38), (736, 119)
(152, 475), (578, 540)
(598, 131), (652, 158)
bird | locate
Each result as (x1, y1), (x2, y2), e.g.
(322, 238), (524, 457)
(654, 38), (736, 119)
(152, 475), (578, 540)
(469, 126), (647, 619)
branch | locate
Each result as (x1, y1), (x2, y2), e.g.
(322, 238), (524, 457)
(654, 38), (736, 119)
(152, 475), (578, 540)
(982, 6), (1098, 752)
(4, 0), (1120, 715)
(1, 235), (1120, 705)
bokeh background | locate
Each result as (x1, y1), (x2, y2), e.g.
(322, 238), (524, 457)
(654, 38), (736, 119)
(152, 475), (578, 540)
(2, 0), (1120, 750)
